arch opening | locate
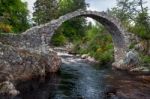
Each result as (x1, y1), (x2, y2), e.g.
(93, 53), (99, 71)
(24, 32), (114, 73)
(49, 10), (129, 66)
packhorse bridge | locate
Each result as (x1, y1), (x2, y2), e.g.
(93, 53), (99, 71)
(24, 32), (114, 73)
(0, 9), (132, 70)
(0, 9), (143, 96)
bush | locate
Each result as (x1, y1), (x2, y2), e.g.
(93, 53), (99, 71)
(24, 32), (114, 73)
(140, 54), (150, 64)
(129, 42), (136, 49)
(0, 23), (13, 33)
(72, 24), (114, 64)
(51, 33), (67, 46)
(99, 53), (112, 64)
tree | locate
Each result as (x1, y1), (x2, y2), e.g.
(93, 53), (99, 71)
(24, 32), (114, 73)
(133, 9), (150, 54)
(107, 0), (138, 29)
(57, 0), (87, 42)
(72, 23), (114, 64)
(59, 0), (87, 15)
(108, 0), (148, 29)
(33, 0), (59, 25)
(108, 0), (150, 55)
(0, 0), (30, 33)
(33, 0), (87, 45)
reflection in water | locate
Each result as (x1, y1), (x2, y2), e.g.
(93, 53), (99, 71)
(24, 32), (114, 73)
(2, 52), (150, 99)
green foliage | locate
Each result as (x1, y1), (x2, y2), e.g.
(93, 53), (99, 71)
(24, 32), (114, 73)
(0, 0), (30, 33)
(133, 11), (150, 40)
(109, 0), (150, 55)
(51, 33), (67, 46)
(108, 0), (149, 32)
(58, 18), (87, 42)
(131, 8), (150, 54)
(58, 0), (87, 42)
(73, 24), (114, 64)
(33, 0), (87, 46)
(129, 42), (137, 49)
(95, 50), (113, 64)
(140, 54), (150, 64)
(49, 0), (87, 45)
(107, 0), (138, 28)
(33, 0), (59, 25)
(59, 0), (87, 15)
(0, 22), (13, 33)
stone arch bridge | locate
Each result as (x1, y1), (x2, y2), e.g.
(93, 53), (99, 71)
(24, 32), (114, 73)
(0, 9), (132, 69)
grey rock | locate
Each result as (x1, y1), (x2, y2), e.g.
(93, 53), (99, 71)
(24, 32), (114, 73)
(124, 50), (139, 66)
(0, 43), (61, 80)
(0, 81), (19, 96)
(0, 43), (61, 95)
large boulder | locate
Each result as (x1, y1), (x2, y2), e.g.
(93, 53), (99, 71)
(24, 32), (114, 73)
(112, 50), (139, 70)
(0, 43), (61, 95)
(123, 49), (140, 69)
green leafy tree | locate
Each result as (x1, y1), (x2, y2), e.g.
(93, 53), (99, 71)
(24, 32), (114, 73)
(0, 0), (30, 33)
(59, 0), (87, 15)
(57, 0), (87, 42)
(33, 0), (59, 25)
(108, 0), (148, 29)
(33, 0), (87, 46)
(73, 23), (114, 64)
(107, 0), (138, 29)
(133, 10), (150, 54)
(109, 0), (150, 53)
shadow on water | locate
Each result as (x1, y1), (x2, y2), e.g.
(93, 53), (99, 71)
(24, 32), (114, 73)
(1, 53), (150, 99)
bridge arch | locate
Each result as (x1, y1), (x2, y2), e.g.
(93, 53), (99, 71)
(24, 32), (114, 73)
(47, 10), (130, 66)
(20, 9), (130, 69)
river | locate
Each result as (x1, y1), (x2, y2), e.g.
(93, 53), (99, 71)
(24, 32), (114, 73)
(2, 51), (150, 99)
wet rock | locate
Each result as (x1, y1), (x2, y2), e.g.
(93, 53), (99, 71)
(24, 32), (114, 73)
(130, 66), (150, 74)
(68, 50), (77, 55)
(0, 81), (19, 95)
(103, 86), (119, 99)
(135, 43), (144, 52)
(0, 43), (61, 95)
(112, 60), (124, 70)
(81, 54), (89, 59)
(113, 50), (140, 71)
(0, 43), (61, 80)
(124, 50), (139, 68)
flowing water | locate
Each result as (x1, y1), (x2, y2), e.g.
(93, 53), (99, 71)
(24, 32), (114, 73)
(2, 52), (150, 99)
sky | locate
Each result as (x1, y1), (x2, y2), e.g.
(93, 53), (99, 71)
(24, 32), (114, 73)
(23, 0), (150, 13)
(23, 0), (150, 18)
(86, 0), (116, 11)
(23, 0), (117, 15)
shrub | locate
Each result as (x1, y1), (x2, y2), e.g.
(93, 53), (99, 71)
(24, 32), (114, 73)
(51, 33), (67, 46)
(71, 24), (114, 64)
(140, 54), (150, 64)
(0, 23), (13, 33)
